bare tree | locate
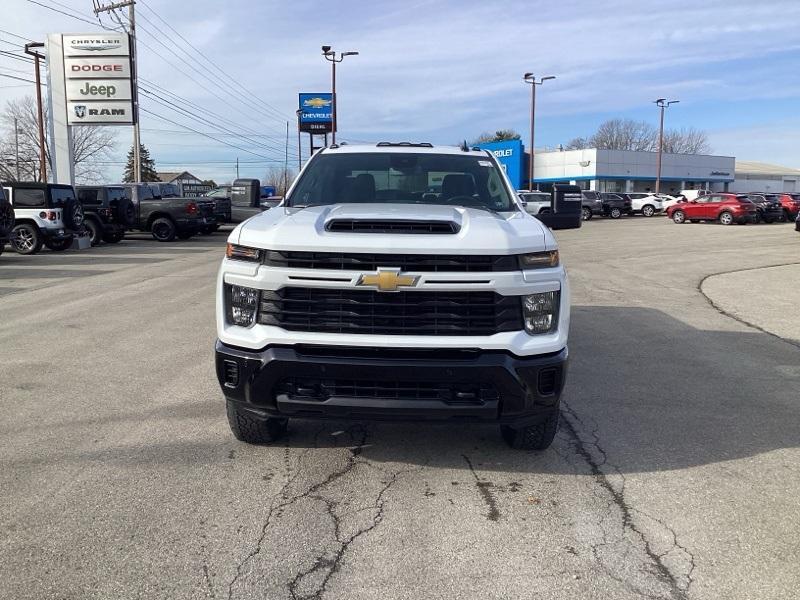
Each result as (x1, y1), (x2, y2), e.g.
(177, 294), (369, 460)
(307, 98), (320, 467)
(0, 95), (117, 183)
(661, 127), (711, 154)
(564, 136), (590, 150)
(263, 166), (296, 196)
(590, 118), (658, 152)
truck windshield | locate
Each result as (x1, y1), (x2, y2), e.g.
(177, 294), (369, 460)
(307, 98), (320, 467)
(287, 152), (515, 211)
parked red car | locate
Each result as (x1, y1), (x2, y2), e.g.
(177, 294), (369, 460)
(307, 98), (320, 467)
(667, 193), (757, 225)
(776, 193), (800, 220)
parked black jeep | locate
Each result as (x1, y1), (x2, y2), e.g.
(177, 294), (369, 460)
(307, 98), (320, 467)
(1, 182), (85, 254)
(0, 186), (14, 256)
(76, 185), (136, 245)
(118, 183), (204, 242)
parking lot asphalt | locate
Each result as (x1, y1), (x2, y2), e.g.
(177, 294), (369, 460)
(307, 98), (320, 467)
(1, 217), (798, 600)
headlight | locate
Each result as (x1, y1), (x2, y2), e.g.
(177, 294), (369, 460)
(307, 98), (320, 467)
(519, 250), (559, 269)
(523, 291), (560, 335)
(226, 284), (260, 327)
(226, 243), (262, 262)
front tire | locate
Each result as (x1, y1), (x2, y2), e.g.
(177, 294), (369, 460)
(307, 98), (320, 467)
(151, 217), (177, 242)
(672, 210), (686, 224)
(226, 401), (288, 444)
(641, 204), (655, 217)
(609, 207), (622, 219)
(719, 211), (734, 225)
(501, 409), (559, 451)
(85, 219), (102, 246)
(581, 207), (592, 221)
(11, 223), (43, 255)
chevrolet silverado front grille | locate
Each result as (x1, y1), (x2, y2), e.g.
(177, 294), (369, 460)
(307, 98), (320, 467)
(258, 288), (523, 336)
(263, 251), (518, 272)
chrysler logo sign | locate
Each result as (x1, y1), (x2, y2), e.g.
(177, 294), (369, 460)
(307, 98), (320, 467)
(69, 38), (123, 52)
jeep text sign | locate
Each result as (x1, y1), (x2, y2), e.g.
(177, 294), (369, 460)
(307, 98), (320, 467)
(66, 78), (132, 101)
(67, 101), (132, 124)
(64, 57), (131, 79)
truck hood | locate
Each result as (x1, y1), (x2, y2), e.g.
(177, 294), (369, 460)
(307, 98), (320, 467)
(233, 203), (553, 254)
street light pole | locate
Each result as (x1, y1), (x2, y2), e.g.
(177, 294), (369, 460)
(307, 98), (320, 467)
(654, 98), (679, 194)
(295, 109), (302, 171)
(523, 73), (555, 192)
(322, 46), (358, 145)
(14, 118), (19, 181)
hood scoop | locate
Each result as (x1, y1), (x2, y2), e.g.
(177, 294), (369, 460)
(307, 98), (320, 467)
(325, 218), (460, 234)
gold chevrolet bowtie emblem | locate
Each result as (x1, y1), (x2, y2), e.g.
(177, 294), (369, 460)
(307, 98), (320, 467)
(357, 268), (419, 292)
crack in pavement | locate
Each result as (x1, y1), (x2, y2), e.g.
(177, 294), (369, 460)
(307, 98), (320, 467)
(227, 424), (402, 600)
(288, 467), (407, 600)
(462, 454), (501, 522)
(560, 400), (696, 600)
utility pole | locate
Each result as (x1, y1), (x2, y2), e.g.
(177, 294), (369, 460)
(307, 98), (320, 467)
(523, 73), (555, 192)
(236, 157), (239, 179)
(284, 121), (289, 195)
(321, 46), (358, 145)
(14, 118), (20, 181)
(295, 109), (302, 171)
(93, 0), (141, 182)
(654, 98), (679, 194)
(24, 42), (47, 183)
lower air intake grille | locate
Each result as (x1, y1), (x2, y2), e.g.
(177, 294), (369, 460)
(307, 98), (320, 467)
(276, 377), (498, 406)
(258, 288), (523, 336)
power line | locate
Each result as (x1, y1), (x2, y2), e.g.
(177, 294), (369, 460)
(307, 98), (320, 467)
(0, 29), (34, 42)
(0, 72), (36, 84)
(139, 87), (297, 159)
(137, 0), (292, 123)
(139, 107), (293, 163)
(24, 0), (99, 26)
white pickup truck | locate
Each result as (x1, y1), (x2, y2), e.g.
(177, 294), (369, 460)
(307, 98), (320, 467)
(215, 143), (572, 450)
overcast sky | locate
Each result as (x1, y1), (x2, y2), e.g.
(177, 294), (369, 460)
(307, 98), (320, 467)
(2, 0), (799, 183)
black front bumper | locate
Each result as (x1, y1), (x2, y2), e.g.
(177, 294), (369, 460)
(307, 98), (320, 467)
(215, 342), (568, 425)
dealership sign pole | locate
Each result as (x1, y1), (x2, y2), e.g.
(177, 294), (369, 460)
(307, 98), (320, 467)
(46, 32), (134, 184)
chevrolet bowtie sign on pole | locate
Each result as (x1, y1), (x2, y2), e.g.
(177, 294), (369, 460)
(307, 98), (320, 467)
(46, 32), (134, 184)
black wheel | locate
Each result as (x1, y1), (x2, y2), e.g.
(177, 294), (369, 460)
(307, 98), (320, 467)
(609, 207), (622, 219)
(641, 204), (655, 217)
(85, 219), (102, 246)
(151, 217), (176, 242)
(501, 409), (559, 450)
(114, 197), (137, 227)
(752, 211), (762, 224)
(102, 230), (123, 243)
(62, 198), (85, 230)
(581, 207), (592, 221)
(177, 230), (194, 240)
(11, 223), (43, 255)
(226, 401), (288, 444)
(45, 237), (73, 251)
(672, 210), (686, 224)
(719, 211), (734, 226)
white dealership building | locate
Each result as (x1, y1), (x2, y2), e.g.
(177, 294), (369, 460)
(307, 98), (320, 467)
(532, 148), (735, 195)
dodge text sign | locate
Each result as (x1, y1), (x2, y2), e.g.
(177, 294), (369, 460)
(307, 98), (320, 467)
(65, 57), (131, 79)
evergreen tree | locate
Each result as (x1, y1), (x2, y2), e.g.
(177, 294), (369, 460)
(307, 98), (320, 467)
(122, 143), (159, 182)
